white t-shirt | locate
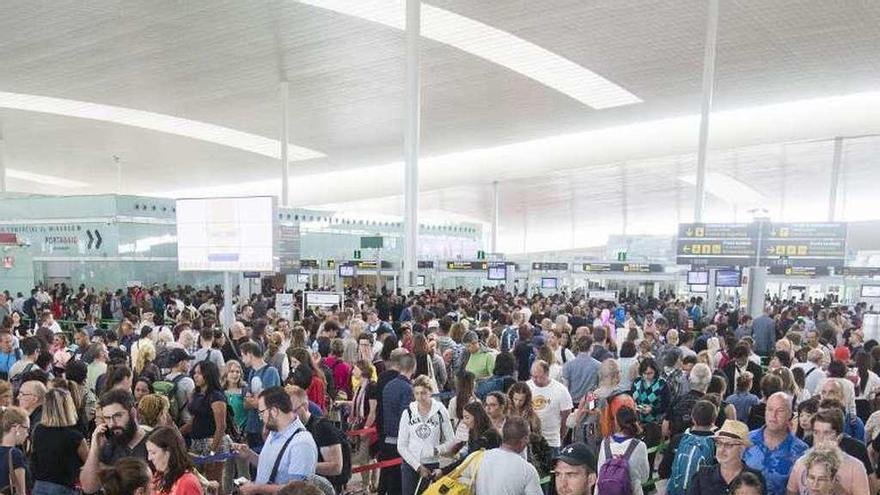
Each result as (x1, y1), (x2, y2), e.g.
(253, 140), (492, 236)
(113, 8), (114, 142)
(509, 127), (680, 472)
(526, 379), (573, 447)
(473, 448), (542, 495)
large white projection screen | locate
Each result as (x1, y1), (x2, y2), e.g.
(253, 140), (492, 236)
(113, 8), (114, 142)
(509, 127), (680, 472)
(176, 196), (276, 272)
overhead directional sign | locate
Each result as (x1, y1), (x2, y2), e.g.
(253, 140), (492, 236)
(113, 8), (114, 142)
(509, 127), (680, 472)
(531, 262), (569, 271)
(677, 223), (758, 266)
(677, 222), (847, 268)
(446, 261), (489, 271)
(760, 222), (846, 268)
(582, 263), (664, 273)
(768, 266), (831, 277)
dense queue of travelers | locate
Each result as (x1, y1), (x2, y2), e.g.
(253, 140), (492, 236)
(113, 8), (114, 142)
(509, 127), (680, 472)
(0, 282), (875, 495)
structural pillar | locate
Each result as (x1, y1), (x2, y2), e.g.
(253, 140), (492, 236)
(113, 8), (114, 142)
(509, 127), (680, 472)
(621, 162), (628, 236)
(280, 81), (290, 207)
(828, 136), (843, 222)
(0, 125), (5, 193)
(693, 0), (720, 223)
(491, 181), (500, 253)
(221, 271), (234, 332)
(402, 0), (421, 288)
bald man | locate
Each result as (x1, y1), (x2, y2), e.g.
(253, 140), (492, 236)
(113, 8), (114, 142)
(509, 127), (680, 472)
(743, 392), (808, 495)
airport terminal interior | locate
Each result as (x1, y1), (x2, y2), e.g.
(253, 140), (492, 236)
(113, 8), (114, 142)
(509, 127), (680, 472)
(1, 2), (880, 495)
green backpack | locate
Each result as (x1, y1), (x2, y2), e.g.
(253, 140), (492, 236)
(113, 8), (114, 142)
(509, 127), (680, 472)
(152, 374), (188, 423)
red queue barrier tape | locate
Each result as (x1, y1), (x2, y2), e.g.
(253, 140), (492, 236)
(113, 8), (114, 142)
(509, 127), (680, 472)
(347, 426), (377, 437)
(351, 457), (402, 474)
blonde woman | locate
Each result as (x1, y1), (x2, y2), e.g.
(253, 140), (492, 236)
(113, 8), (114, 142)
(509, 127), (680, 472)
(222, 360), (249, 490)
(133, 339), (160, 381)
(137, 394), (172, 429)
(30, 388), (89, 495)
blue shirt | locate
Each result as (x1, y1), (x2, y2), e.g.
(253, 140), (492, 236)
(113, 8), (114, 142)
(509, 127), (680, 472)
(245, 364), (281, 434)
(255, 418), (317, 485)
(743, 428), (808, 495)
(562, 353), (601, 402)
(845, 413), (866, 443)
(0, 350), (19, 375)
(381, 375), (413, 442)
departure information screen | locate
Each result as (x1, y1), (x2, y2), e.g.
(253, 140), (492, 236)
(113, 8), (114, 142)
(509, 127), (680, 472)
(176, 196), (276, 272)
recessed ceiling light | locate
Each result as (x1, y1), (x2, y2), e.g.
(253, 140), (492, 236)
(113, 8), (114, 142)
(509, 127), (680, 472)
(295, 0), (641, 109)
(0, 91), (325, 161)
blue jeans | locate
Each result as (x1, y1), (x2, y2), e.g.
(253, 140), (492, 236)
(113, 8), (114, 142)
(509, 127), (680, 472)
(401, 461), (439, 495)
(33, 481), (78, 495)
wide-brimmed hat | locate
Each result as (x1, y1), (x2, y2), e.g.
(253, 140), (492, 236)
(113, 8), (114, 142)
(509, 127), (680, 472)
(714, 420), (752, 447)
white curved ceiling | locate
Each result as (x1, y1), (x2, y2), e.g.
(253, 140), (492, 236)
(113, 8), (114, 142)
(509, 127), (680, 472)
(1, 0), (880, 251)
(294, 0), (641, 109)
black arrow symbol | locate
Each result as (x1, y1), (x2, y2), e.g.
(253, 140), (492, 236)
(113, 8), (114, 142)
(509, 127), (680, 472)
(86, 230), (94, 249)
(95, 230), (102, 249)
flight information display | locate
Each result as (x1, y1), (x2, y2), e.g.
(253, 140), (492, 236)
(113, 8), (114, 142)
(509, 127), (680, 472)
(487, 262), (507, 280)
(687, 271), (709, 285)
(715, 269), (742, 287)
(541, 277), (558, 289)
(176, 196), (276, 272)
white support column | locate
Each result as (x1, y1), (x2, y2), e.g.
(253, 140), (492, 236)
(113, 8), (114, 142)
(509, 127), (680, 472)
(221, 271), (234, 332)
(0, 125), (5, 193)
(491, 181), (500, 253)
(828, 136), (844, 222)
(621, 162), (628, 236)
(403, 0), (421, 288)
(779, 144), (787, 221)
(280, 81), (290, 207)
(693, 0), (720, 223)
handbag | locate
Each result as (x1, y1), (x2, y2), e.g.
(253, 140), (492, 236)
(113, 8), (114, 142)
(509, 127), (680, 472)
(422, 449), (486, 495)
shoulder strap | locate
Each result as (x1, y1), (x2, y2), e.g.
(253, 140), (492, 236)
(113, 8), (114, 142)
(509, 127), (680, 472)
(268, 428), (306, 484)
(6, 448), (14, 495)
(622, 438), (640, 459)
(603, 437), (612, 460)
(805, 366), (817, 378)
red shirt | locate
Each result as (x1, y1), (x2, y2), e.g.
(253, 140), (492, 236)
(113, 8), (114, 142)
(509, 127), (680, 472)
(308, 374), (327, 412)
(153, 471), (202, 495)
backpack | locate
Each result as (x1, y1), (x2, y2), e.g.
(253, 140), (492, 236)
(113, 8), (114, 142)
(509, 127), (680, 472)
(152, 374), (188, 423)
(10, 362), (35, 397)
(500, 326), (518, 353)
(596, 438), (640, 495)
(667, 432), (715, 495)
(475, 375), (504, 401)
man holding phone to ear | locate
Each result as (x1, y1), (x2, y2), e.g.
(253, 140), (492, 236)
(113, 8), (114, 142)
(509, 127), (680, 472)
(80, 389), (150, 494)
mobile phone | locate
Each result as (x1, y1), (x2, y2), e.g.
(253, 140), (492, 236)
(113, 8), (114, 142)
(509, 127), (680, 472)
(234, 477), (249, 487)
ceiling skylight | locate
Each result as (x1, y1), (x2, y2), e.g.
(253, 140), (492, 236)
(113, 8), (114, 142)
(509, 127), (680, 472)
(679, 172), (765, 206)
(7, 169), (89, 188)
(295, 0), (641, 109)
(0, 91), (325, 161)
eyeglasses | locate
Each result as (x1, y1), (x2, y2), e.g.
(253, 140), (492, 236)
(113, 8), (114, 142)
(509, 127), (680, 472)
(102, 411), (127, 424)
(258, 408), (271, 418)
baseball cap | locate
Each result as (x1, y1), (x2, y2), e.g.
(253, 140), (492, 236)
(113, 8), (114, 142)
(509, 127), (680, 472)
(168, 348), (195, 365)
(556, 442), (597, 472)
(833, 346), (851, 363)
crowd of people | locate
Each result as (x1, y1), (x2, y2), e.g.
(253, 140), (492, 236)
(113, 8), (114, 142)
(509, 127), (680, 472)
(0, 282), (875, 495)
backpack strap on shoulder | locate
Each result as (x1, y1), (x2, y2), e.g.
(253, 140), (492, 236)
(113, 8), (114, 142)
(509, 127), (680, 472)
(622, 438), (640, 459)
